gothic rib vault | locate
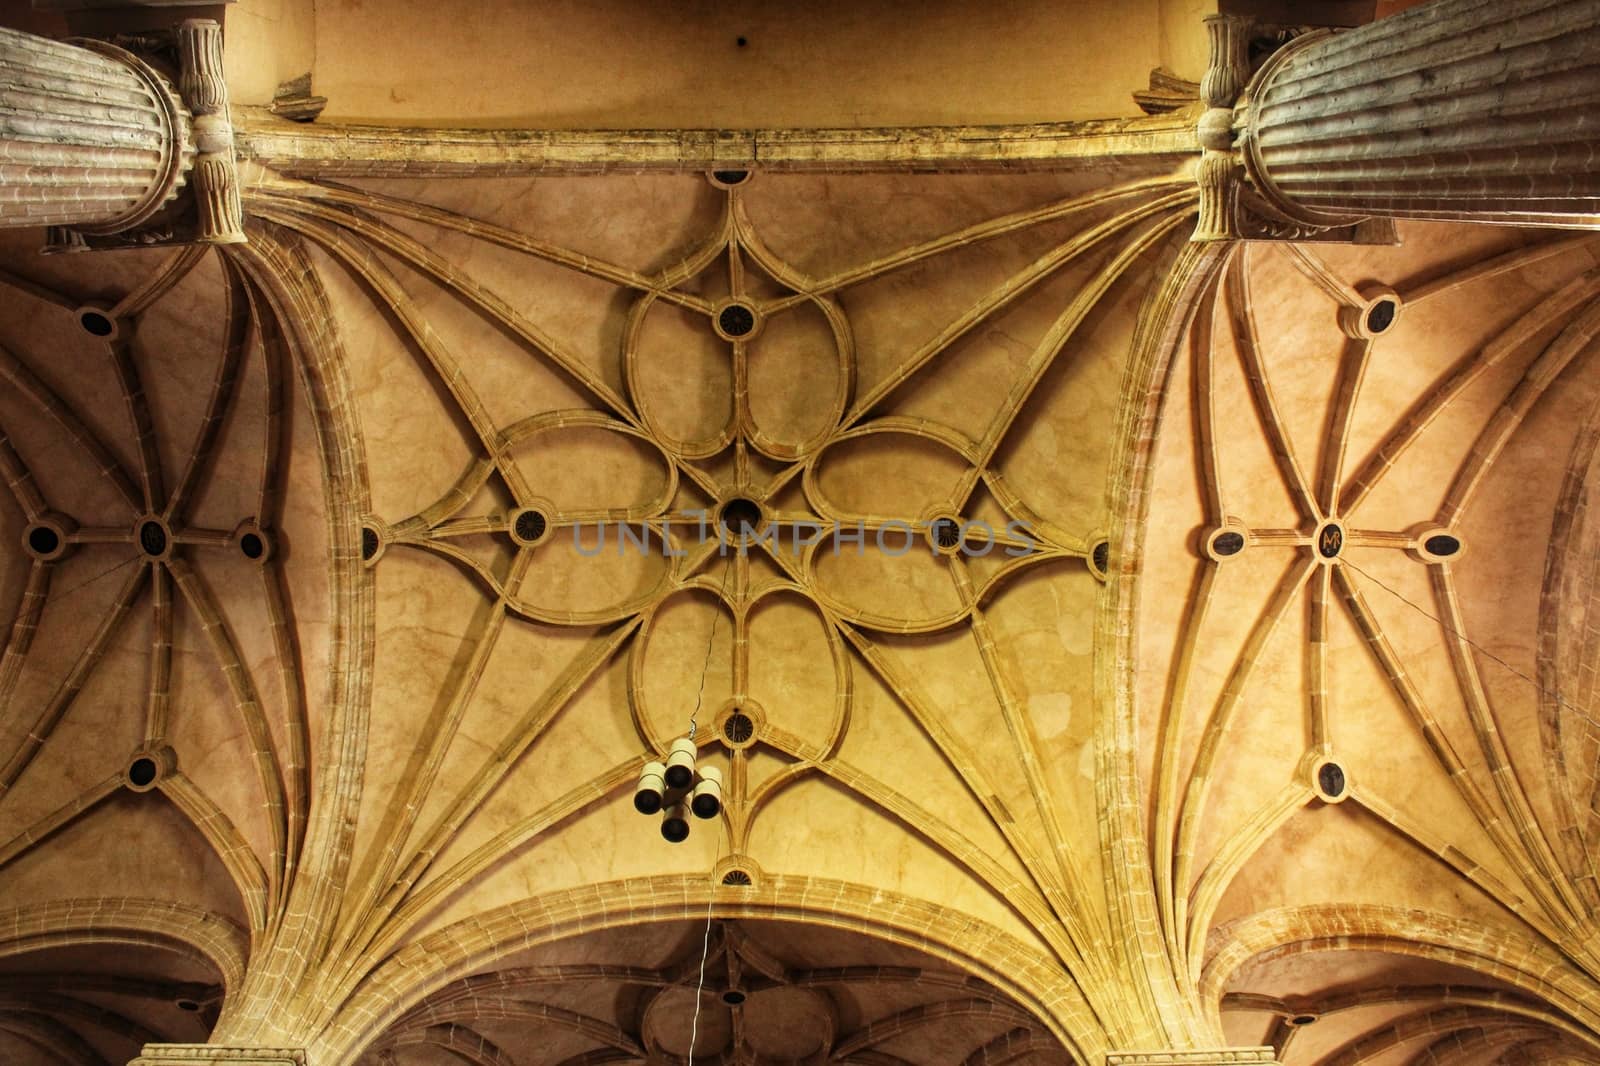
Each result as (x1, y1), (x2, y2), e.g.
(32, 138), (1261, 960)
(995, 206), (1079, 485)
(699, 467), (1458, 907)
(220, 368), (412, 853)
(1, 3), (1600, 1066)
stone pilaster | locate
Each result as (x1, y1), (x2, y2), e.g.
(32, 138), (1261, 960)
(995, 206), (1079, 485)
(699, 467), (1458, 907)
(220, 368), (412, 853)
(176, 19), (245, 244)
(1191, 14), (1251, 242)
(0, 25), (191, 232)
(1241, 0), (1600, 228)
(130, 1045), (305, 1066)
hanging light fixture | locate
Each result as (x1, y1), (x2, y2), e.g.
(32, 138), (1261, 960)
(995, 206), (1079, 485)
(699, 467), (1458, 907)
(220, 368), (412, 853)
(634, 541), (732, 842)
(634, 761), (667, 814)
(665, 735), (698, 789)
(634, 734), (722, 841)
(691, 765), (722, 819)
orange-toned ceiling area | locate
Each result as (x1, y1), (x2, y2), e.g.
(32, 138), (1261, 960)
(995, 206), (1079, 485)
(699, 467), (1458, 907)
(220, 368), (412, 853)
(1, 3), (1599, 1066)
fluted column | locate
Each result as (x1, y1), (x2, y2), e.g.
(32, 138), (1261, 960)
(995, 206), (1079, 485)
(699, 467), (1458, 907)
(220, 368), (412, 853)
(0, 26), (191, 233)
(1242, 0), (1600, 228)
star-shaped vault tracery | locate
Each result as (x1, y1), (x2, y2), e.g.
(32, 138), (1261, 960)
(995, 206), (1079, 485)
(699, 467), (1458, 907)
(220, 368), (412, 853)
(240, 167), (1200, 1045)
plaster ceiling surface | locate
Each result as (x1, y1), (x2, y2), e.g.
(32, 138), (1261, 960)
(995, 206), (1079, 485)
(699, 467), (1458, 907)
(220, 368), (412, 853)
(0, 142), (1598, 1066)
(10, 0), (1214, 128)
(218, 0), (1194, 128)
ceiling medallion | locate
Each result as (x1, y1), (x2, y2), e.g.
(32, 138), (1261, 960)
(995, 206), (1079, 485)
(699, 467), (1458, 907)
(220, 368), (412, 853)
(1088, 533), (1111, 582)
(924, 512), (965, 555)
(717, 496), (767, 542)
(1338, 284), (1403, 340)
(1313, 519), (1344, 561)
(74, 303), (120, 339)
(21, 513), (74, 562)
(360, 521), (385, 565)
(232, 520), (274, 564)
(712, 297), (763, 341)
(124, 745), (175, 793)
(1410, 525), (1464, 564)
(508, 502), (554, 548)
(135, 513), (174, 560)
(1309, 756), (1350, 803)
(707, 169), (752, 189)
(1203, 523), (1248, 562)
(714, 698), (765, 750)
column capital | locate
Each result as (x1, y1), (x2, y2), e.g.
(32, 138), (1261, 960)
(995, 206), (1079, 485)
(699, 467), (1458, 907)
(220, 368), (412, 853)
(130, 1046), (306, 1066)
(175, 17), (246, 243)
(1190, 14), (1250, 241)
(1190, 18), (1391, 244)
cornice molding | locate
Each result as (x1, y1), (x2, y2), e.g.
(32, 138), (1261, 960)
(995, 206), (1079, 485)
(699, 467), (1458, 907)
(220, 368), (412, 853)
(132, 1046), (305, 1066)
(1106, 1050), (1278, 1065)
(230, 106), (1199, 178)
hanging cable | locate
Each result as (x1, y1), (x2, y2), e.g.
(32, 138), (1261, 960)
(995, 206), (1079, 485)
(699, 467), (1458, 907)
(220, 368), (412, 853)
(0, 552), (141, 636)
(687, 548), (734, 1061)
(1341, 557), (1600, 731)
(637, 538), (734, 831)
(688, 549), (733, 742)
(688, 824), (723, 1063)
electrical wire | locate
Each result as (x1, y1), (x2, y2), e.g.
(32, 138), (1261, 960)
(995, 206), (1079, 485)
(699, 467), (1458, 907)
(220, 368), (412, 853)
(688, 825), (722, 1063)
(1341, 556), (1600, 732)
(686, 549), (733, 743)
(0, 551), (143, 638)
(686, 547), (734, 1061)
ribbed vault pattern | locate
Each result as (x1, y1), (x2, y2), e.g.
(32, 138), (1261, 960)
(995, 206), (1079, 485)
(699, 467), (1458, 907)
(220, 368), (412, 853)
(0, 166), (1598, 1066)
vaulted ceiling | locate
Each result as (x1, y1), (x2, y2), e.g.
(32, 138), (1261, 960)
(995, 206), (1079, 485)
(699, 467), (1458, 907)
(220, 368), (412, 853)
(1, 3), (1599, 1066)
